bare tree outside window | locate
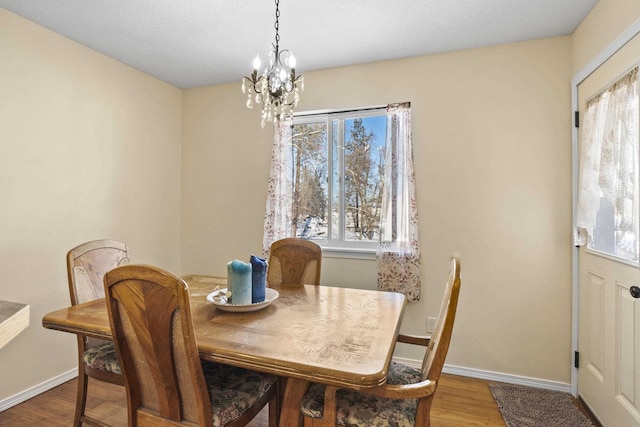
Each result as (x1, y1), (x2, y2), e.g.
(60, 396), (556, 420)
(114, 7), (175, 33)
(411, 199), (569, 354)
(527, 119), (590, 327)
(344, 118), (384, 241)
(291, 123), (328, 239)
(291, 112), (386, 246)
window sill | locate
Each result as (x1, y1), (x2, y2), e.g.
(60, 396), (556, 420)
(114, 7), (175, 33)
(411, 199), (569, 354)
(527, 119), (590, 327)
(321, 246), (377, 260)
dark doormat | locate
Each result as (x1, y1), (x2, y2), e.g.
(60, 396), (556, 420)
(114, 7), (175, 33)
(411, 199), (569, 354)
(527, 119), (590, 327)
(489, 383), (596, 427)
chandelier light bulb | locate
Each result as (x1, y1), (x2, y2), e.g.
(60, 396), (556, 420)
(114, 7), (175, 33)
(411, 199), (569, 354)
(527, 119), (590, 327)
(253, 54), (261, 71)
(289, 53), (296, 69)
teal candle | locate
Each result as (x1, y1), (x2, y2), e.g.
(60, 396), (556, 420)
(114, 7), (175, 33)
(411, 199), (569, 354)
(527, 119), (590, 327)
(227, 260), (252, 304)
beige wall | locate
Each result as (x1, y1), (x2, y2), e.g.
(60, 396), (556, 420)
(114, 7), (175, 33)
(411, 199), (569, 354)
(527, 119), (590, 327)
(572, 0), (640, 75)
(0, 9), (183, 401)
(182, 36), (575, 382)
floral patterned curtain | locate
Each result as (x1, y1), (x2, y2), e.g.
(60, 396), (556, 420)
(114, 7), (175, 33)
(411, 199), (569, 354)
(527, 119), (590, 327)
(262, 122), (293, 259)
(377, 103), (422, 301)
(575, 67), (638, 251)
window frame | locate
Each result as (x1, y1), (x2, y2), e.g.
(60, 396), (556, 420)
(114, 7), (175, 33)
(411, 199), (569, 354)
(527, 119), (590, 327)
(292, 107), (389, 258)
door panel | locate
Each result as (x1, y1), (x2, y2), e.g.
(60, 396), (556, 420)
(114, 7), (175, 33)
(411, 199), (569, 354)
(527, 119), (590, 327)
(586, 271), (605, 382)
(579, 250), (640, 426)
(617, 281), (639, 419)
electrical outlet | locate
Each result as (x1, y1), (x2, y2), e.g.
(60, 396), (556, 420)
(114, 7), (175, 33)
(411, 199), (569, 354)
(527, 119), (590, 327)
(426, 317), (437, 333)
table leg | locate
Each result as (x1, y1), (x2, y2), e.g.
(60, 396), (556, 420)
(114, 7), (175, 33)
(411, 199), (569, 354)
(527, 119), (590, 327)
(279, 377), (310, 427)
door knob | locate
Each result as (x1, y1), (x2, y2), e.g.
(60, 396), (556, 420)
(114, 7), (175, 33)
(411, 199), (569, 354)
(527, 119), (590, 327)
(631, 286), (640, 299)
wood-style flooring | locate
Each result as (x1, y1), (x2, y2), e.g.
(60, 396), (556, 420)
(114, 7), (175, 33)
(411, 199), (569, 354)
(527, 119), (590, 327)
(0, 374), (506, 426)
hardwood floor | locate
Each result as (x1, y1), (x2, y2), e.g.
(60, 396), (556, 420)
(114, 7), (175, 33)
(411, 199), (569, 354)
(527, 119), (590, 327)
(0, 374), (506, 426)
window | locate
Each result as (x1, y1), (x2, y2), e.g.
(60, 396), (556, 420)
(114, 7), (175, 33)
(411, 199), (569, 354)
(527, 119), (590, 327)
(263, 103), (422, 300)
(290, 109), (387, 251)
(576, 67), (639, 264)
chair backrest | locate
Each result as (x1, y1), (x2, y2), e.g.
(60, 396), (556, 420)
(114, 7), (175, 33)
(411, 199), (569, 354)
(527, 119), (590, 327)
(67, 239), (130, 306)
(421, 258), (461, 383)
(267, 238), (322, 285)
(104, 264), (213, 426)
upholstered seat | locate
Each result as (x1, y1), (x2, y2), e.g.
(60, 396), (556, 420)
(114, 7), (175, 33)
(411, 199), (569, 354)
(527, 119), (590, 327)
(300, 361), (422, 426)
(81, 340), (121, 374)
(202, 361), (278, 426)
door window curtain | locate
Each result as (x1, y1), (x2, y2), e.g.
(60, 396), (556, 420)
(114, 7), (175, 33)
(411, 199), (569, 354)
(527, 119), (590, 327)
(377, 103), (422, 301)
(575, 67), (639, 254)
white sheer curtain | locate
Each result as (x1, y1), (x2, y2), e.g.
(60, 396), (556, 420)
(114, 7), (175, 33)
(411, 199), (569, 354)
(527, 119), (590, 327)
(262, 122), (293, 258)
(576, 67), (638, 249)
(377, 103), (422, 301)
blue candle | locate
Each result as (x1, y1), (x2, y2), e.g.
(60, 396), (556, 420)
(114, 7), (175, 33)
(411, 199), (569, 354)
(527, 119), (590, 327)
(227, 260), (252, 305)
(250, 255), (267, 303)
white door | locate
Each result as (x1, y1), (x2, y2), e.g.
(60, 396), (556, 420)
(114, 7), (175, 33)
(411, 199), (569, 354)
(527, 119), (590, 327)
(577, 49), (640, 426)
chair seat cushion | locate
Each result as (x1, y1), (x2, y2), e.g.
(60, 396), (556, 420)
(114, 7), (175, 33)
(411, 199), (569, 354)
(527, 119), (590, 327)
(202, 361), (277, 427)
(300, 361), (422, 427)
(83, 341), (121, 374)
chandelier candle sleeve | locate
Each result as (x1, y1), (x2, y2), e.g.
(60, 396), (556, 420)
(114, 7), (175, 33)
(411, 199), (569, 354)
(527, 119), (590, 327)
(227, 260), (252, 305)
(250, 255), (267, 303)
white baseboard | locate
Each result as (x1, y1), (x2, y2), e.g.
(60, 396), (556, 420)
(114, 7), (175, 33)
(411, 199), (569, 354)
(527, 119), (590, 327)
(0, 368), (78, 412)
(0, 361), (572, 412)
(393, 357), (572, 393)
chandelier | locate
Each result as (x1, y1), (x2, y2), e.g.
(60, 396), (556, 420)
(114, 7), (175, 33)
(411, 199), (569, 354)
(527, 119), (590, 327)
(242, 0), (304, 127)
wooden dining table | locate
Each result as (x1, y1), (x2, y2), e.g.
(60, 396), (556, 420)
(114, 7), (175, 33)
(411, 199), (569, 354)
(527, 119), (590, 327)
(42, 275), (407, 427)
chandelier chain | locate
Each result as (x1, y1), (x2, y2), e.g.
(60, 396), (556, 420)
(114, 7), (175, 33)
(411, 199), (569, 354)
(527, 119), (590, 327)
(274, 0), (280, 51)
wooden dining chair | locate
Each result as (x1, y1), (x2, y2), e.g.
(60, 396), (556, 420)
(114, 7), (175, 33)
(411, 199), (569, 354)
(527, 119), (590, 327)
(104, 264), (279, 427)
(299, 257), (462, 427)
(267, 238), (322, 286)
(67, 239), (129, 427)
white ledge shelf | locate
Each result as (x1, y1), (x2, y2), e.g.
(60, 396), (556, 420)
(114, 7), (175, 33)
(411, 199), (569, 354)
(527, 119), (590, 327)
(0, 300), (30, 350)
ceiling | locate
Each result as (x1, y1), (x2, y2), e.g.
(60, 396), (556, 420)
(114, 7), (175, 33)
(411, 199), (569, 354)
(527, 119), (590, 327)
(0, 0), (598, 89)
